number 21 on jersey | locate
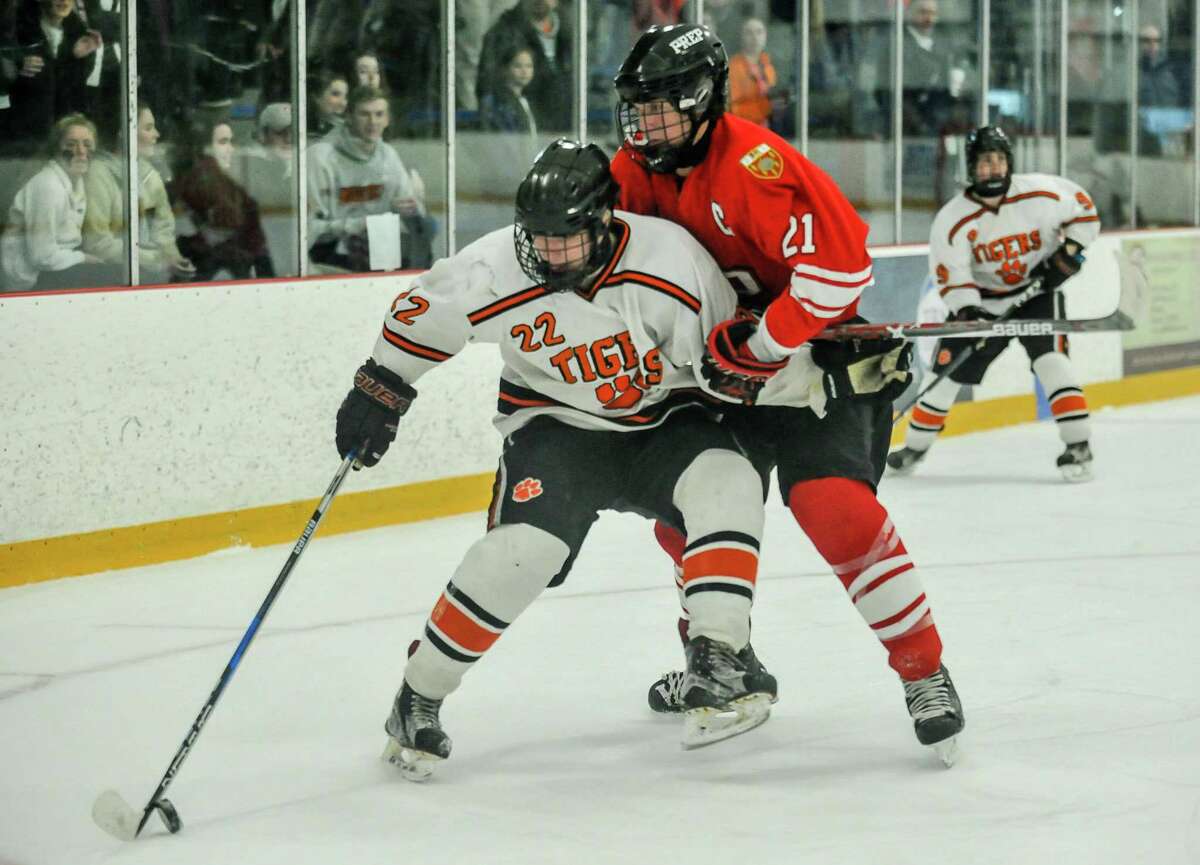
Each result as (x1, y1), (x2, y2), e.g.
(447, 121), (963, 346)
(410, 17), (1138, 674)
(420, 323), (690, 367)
(782, 213), (816, 257)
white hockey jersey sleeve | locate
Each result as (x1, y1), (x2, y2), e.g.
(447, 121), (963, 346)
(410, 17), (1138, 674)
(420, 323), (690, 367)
(1049, 175), (1102, 248)
(370, 253), (480, 384)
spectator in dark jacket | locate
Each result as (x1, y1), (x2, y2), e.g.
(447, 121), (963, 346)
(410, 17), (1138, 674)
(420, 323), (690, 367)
(477, 0), (572, 132)
(479, 44), (537, 138)
(8, 0), (102, 155)
(171, 118), (274, 281)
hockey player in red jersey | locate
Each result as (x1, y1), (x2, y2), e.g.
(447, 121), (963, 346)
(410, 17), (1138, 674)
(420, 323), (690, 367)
(886, 125), (1101, 482)
(611, 24), (964, 763)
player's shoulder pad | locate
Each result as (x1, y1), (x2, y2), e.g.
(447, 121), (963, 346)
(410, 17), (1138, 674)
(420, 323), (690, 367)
(932, 191), (984, 234)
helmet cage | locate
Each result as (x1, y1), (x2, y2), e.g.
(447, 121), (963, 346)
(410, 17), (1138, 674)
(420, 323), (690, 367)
(614, 26), (728, 173)
(966, 125), (1014, 198)
(514, 140), (618, 293)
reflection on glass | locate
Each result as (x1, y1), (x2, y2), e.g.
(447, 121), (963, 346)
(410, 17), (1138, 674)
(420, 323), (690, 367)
(805, 2), (897, 243)
(1065, 2), (1133, 229)
(990, 0), (1061, 178)
(1135, 2), (1194, 227)
(457, 0), (578, 249)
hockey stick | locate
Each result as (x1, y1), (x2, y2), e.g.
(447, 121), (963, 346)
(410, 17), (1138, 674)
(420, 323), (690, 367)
(887, 248), (1145, 420)
(92, 451), (359, 842)
(889, 283), (1044, 420)
(819, 250), (1141, 341)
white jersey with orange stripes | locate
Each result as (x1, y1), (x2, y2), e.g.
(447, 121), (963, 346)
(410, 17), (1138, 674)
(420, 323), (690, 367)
(371, 210), (745, 437)
(930, 172), (1102, 315)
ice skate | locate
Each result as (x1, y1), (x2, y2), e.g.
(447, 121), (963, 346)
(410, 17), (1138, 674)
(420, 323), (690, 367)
(1056, 441), (1093, 483)
(680, 636), (777, 748)
(886, 447), (927, 476)
(902, 664), (964, 767)
(382, 681), (452, 782)
(649, 641), (778, 714)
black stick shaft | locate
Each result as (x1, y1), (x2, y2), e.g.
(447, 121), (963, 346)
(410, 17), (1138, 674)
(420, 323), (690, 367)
(132, 453), (358, 836)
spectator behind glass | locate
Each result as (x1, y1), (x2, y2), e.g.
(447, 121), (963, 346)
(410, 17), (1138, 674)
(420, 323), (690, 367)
(82, 102), (193, 283)
(861, 0), (971, 137)
(172, 118), (274, 281)
(728, 17), (780, 129)
(1, 112), (123, 290)
(479, 45), (538, 138)
(477, 0), (572, 132)
(308, 68), (347, 139)
(236, 101), (297, 275)
(352, 50), (385, 91)
(307, 84), (433, 273)
(1138, 24), (1182, 107)
(0, 0), (45, 150)
(8, 0), (102, 156)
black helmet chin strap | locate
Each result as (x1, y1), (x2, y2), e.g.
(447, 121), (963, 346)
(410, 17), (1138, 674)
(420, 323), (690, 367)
(970, 170), (1011, 199)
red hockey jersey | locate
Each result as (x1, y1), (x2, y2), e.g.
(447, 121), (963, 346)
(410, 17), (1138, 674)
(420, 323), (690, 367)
(611, 113), (874, 355)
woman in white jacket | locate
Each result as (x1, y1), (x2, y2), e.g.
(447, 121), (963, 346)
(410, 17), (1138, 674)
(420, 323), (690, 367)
(1, 113), (124, 292)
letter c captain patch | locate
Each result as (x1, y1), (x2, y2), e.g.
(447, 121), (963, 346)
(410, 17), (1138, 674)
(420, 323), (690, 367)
(740, 144), (784, 180)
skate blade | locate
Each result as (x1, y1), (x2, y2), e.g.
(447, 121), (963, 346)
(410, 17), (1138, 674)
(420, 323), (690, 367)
(92, 789), (140, 842)
(681, 693), (772, 749)
(931, 736), (960, 768)
(887, 461), (920, 477)
(1060, 463), (1094, 483)
(382, 737), (444, 782)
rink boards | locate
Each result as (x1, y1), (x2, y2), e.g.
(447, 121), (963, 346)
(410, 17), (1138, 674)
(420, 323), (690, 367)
(3, 229), (1199, 586)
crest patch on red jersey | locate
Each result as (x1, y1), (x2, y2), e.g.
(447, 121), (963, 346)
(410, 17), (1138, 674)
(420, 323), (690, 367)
(512, 478), (543, 502)
(739, 144), (784, 180)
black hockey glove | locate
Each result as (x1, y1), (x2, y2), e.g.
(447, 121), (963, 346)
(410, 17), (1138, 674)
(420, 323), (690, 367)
(702, 316), (789, 405)
(948, 305), (997, 322)
(335, 359), (417, 467)
(1029, 243), (1085, 292)
(810, 326), (913, 404)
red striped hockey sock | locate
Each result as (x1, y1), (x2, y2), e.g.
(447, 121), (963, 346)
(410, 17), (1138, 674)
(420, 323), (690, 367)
(788, 477), (942, 680)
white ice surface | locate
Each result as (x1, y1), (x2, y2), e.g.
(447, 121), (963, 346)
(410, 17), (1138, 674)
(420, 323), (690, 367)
(2, 397), (1200, 865)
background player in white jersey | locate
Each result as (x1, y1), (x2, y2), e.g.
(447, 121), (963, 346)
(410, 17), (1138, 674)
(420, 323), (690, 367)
(888, 125), (1102, 482)
(333, 139), (779, 778)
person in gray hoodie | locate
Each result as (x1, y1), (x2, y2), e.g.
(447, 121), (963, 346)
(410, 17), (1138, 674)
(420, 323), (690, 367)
(307, 84), (433, 272)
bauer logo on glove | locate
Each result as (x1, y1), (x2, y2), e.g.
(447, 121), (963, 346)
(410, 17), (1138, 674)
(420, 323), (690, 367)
(336, 359), (418, 467)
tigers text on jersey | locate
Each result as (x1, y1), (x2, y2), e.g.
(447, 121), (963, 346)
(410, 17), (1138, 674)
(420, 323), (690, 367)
(611, 113), (874, 357)
(371, 211), (742, 436)
(930, 172), (1102, 314)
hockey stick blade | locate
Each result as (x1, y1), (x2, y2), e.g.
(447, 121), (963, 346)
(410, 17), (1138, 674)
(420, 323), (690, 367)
(93, 790), (183, 841)
(92, 790), (142, 841)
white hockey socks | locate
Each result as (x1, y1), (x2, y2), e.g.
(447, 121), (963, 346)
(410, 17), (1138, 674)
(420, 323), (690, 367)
(1033, 352), (1091, 445)
(405, 524), (569, 700)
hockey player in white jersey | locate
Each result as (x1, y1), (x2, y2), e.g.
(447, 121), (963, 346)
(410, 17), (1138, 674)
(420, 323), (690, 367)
(334, 139), (784, 779)
(887, 125), (1102, 481)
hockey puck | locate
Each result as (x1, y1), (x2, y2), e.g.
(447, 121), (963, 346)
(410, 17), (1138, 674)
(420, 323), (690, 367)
(155, 799), (183, 834)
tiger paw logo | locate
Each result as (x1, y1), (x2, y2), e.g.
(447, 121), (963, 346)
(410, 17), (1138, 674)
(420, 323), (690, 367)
(512, 478), (543, 502)
(937, 348), (953, 366)
(996, 258), (1027, 285)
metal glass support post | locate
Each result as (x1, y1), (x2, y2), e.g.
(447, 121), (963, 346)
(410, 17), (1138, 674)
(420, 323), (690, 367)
(444, 0), (457, 257)
(294, 0), (308, 276)
(1058, 0), (1068, 177)
(1195, 0), (1200, 225)
(575, 0), (587, 142)
(979, 0), (990, 123)
(893, 0), (903, 241)
(798, 0), (809, 155)
(123, 0), (138, 286)
(1128, 1), (1138, 228)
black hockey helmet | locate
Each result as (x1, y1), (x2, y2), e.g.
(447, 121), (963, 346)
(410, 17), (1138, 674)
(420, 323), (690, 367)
(614, 24), (728, 173)
(514, 138), (620, 293)
(965, 124), (1014, 198)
